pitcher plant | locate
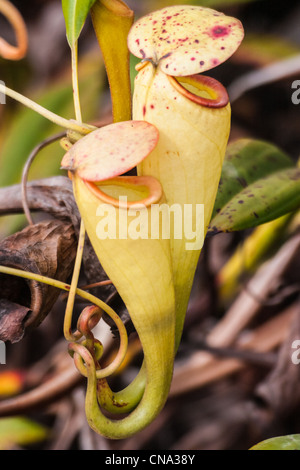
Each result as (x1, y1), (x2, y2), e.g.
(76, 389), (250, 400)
(128, 5), (244, 347)
(0, 1), (244, 440)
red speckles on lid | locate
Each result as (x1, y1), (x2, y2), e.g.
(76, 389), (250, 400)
(210, 25), (230, 38)
(142, 105), (146, 117)
(61, 121), (159, 182)
(190, 57), (196, 61)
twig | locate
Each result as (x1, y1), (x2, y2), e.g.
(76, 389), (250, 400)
(80, 280), (113, 290)
(0, 364), (81, 417)
(207, 234), (300, 349)
(187, 340), (277, 368)
(0, 176), (79, 225)
(228, 54), (300, 102)
(179, 234), (300, 374)
(47, 398), (81, 450)
(242, 282), (300, 307)
(170, 303), (296, 397)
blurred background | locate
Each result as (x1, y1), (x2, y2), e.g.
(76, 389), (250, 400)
(0, 0), (299, 450)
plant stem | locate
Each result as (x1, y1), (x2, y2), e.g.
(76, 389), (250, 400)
(71, 41), (82, 123)
(21, 132), (66, 226)
(0, 82), (94, 134)
(63, 218), (86, 341)
(64, 39), (87, 342)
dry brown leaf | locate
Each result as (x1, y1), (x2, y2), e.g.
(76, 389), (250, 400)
(0, 220), (77, 342)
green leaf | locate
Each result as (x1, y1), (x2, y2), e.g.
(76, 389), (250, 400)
(209, 167), (300, 234)
(62, 0), (97, 45)
(0, 417), (48, 450)
(211, 139), (294, 220)
(0, 84), (72, 188)
(250, 434), (300, 450)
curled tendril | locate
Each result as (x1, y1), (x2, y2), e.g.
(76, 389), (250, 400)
(70, 339), (104, 378)
(21, 132), (66, 225)
(68, 342), (96, 377)
(77, 305), (103, 339)
(69, 304), (129, 380)
(67, 342), (145, 433)
(0, 264), (129, 386)
(70, 304), (145, 414)
(0, 0), (28, 60)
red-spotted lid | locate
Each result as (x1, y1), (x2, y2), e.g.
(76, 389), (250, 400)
(128, 5), (244, 76)
(61, 120), (159, 181)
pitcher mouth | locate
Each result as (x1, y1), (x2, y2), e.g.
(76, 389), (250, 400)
(135, 61), (229, 109)
(83, 175), (163, 209)
(168, 74), (229, 108)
